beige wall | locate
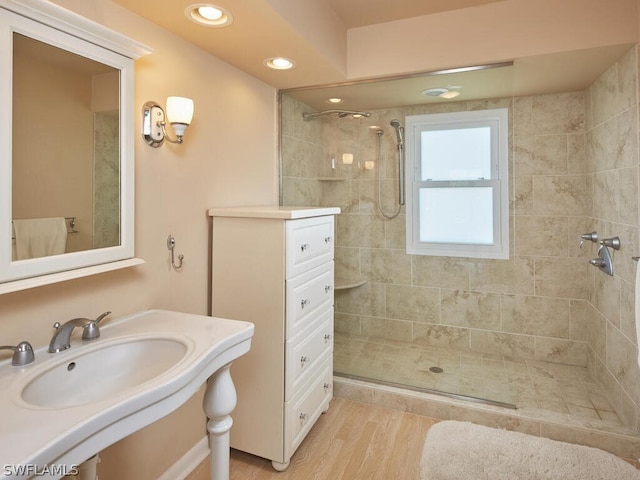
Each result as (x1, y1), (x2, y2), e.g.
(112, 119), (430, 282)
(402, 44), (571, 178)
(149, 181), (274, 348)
(0, 0), (277, 478)
(347, 0), (639, 80)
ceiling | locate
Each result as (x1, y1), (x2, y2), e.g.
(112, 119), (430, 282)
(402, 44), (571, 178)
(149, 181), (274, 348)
(113, 0), (632, 111)
(323, 0), (504, 28)
(113, 0), (510, 89)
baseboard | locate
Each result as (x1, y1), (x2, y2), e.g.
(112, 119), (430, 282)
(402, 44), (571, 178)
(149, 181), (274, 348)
(157, 437), (210, 480)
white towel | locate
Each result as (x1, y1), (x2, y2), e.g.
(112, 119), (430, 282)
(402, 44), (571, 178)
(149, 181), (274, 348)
(12, 217), (67, 260)
(636, 260), (640, 367)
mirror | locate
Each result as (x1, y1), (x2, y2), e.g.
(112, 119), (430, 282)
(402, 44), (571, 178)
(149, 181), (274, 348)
(0, 0), (151, 291)
(12, 33), (121, 258)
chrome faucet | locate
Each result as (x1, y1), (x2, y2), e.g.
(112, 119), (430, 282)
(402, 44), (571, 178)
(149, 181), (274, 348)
(48, 311), (111, 353)
(0, 341), (34, 366)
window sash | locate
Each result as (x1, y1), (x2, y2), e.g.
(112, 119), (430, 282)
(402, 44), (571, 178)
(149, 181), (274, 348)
(416, 180), (501, 246)
(420, 126), (493, 181)
(405, 108), (509, 259)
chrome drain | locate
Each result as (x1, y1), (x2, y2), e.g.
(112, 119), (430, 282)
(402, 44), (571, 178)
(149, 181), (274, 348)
(429, 366), (444, 374)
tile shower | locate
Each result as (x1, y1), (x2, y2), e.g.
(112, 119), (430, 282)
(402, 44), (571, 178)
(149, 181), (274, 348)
(281, 46), (640, 440)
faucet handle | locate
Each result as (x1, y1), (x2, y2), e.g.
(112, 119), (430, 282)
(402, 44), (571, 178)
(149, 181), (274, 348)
(579, 231), (598, 248)
(95, 311), (111, 325)
(600, 236), (621, 250)
(82, 311), (111, 341)
(0, 341), (35, 366)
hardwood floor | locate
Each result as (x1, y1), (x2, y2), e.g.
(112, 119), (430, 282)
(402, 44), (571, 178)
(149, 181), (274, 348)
(186, 396), (640, 480)
(186, 397), (438, 480)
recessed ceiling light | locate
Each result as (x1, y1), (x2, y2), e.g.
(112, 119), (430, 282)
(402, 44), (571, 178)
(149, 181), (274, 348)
(328, 97), (343, 104)
(421, 87), (462, 99)
(199, 6), (223, 20)
(264, 57), (295, 70)
(421, 88), (449, 97)
(439, 90), (461, 99)
(185, 4), (233, 27)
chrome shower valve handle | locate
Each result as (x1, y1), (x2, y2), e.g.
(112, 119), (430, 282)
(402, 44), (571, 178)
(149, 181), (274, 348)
(579, 231), (598, 248)
(600, 236), (620, 250)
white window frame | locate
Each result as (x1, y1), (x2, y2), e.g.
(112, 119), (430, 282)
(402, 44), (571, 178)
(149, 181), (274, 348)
(405, 108), (509, 259)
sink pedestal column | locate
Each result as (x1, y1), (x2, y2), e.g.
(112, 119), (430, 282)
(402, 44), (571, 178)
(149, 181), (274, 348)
(203, 363), (237, 480)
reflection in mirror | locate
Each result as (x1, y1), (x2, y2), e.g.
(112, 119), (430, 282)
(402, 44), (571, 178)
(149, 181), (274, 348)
(12, 33), (120, 261)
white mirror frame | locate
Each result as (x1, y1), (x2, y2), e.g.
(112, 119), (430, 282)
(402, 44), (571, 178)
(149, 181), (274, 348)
(0, 0), (152, 294)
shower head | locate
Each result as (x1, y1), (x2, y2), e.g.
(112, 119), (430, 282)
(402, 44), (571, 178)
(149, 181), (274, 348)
(302, 110), (371, 121)
(390, 119), (404, 145)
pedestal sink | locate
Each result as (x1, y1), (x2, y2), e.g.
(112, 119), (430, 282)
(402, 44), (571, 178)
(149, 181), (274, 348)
(21, 337), (188, 408)
(0, 310), (254, 480)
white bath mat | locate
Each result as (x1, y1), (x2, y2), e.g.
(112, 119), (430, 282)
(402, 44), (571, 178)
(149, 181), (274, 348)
(420, 420), (640, 480)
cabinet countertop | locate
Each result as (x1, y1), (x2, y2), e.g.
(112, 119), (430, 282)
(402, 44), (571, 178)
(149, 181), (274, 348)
(208, 205), (340, 219)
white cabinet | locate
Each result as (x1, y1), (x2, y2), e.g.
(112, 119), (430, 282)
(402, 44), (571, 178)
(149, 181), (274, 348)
(209, 206), (339, 471)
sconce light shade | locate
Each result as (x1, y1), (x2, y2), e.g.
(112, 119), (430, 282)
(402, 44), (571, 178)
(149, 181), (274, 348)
(166, 96), (194, 126)
(142, 96), (194, 147)
(342, 153), (354, 165)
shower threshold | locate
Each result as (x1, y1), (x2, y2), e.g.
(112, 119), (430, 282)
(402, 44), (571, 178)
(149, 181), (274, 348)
(334, 372), (517, 410)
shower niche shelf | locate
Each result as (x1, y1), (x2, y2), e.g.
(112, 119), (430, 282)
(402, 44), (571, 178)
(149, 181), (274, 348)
(335, 275), (368, 290)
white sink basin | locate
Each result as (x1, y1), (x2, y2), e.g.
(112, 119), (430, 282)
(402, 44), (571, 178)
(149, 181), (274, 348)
(0, 309), (253, 480)
(21, 337), (188, 408)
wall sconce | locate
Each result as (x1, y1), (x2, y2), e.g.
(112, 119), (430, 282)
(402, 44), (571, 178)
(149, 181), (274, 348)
(142, 96), (194, 147)
(342, 153), (354, 165)
(364, 161), (375, 170)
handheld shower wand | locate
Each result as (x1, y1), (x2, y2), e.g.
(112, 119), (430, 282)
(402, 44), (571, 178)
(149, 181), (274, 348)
(390, 119), (404, 145)
(390, 119), (406, 206)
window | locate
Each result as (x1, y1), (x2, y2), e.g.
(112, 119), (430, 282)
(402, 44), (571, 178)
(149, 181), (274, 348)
(405, 108), (509, 259)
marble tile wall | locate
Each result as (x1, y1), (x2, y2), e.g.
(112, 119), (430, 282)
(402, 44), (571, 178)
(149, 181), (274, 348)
(281, 95), (325, 206)
(94, 112), (120, 249)
(280, 45), (640, 430)
(583, 46), (640, 430)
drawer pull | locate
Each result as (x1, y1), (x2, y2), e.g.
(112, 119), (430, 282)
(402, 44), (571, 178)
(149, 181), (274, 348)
(324, 236), (333, 243)
(324, 382), (332, 391)
(324, 334), (332, 342)
(299, 413), (309, 422)
(300, 355), (309, 366)
(324, 285), (332, 293)
(300, 243), (310, 252)
(300, 298), (310, 309)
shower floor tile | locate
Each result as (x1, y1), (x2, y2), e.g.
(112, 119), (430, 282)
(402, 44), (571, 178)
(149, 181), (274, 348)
(334, 332), (626, 432)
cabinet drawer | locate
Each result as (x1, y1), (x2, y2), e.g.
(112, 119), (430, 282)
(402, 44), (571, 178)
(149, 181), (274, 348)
(285, 312), (333, 400)
(284, 358), (332, 460)
(286, 262), (333, 339)
(286, 216), (334, 278)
